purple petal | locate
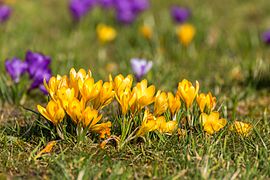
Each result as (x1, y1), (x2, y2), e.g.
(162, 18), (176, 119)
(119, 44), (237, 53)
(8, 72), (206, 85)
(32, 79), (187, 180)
(144, 61), (153, 73)
(0, 5), (11, 23)
(25, 51), (51, 78)
(5, 58), (28, 83)
(114, 0), (139, 24)
(116, 9), (136, 24)
(131, 58), (143, 77)
(69, 0), (97, 21)
(130, 0), (149, 13)
(171, 6), (190, 24)
(39, 84), (48, 94)
(262, 30), (270, 44)
(29, 68), (51, 90)
(130, 58), (152, 81)
(99, 0), (115, 8)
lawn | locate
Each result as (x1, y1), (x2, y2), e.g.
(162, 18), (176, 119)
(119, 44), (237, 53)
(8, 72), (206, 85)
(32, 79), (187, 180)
(1, 0), (270, 179)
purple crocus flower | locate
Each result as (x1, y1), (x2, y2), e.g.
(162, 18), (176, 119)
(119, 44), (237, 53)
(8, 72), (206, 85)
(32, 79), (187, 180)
(69, 0), (149, 24)
(262, 30), (270, 44)
(25, 50), (52, 94)
(5, 58), (28, 83)
(171, 6), (190, 24)
(69, 0), (97, 21)
(0, 5), (11, 23)
(130, 58), (153, 81)
(99, 0), (115, 8)
(114, 0), (135, 24)
(25, 51), (51, 78)
(130, 0), (149, 13)
(116, 9), (136, 24)
(4, 51), (52, 95)
(114, 0), (149, 24)
(29, 68), (51, 94)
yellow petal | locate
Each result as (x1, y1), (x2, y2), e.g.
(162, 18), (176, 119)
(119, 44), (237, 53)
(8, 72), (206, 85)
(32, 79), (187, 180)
(91, 122), (112, 138)
(37, 105), (52, 123)
(200, 112), (226, 135)
(53, 108), (66, 125)
(35, 141), (57, 159)
(230, 121), (252, 136)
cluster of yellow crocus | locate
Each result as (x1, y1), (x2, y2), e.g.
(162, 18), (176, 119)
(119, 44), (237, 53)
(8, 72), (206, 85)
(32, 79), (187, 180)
(37, 69), (252, 140)
(176, 79), (225, 134)
(113, 75), (181, 136)
(136, 110), (178, 137)
(135, 91), (181, 137)
(196, 92), (216, 113)
(37, 68), (113, 138)
(37, 69), (181, 139)
(176, 79), (252, 136)
(114, 75), (156, 115)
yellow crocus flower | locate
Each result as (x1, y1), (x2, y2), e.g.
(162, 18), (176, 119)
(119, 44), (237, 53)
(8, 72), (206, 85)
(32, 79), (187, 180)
(163, 120), (178, 134)
(66, 98), (85, 124)
(156, 117), (178, 134)
(167, 92), (181, 117)
(93, 81), (115, 110)
(177, 79), (199, 109)
(132, 79), (155, 111)
(229, 121), (252, 137)
(79, 77), (103, 103)
(200, 112), (227, 135)
(35, 141), (57, 159)
(69, 68), (92, 97)
(82, 107), (102, 128)
(115, 87), (136, 115)
(44, 75), (69, 100)
(37, 100), (65, 125)
(56, 87), (75, 110)
(136, 110), (157, 136)
(113, 74), (133, 95)
(91, 122), (112, 139)
(139, 25), (153, 40)
(96, 24), (117, 44)
(154, 91), (168, 116)
(176, 23), (196, 46)
(113, 74), (136, 114)
(196, 92), (216, 113)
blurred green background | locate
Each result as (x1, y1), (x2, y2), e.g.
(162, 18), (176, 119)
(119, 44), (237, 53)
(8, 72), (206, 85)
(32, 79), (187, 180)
(1, 0), (270, 92)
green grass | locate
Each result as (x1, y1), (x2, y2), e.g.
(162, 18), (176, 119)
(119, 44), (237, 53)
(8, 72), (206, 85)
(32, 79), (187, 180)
(1, 0), (270, 179)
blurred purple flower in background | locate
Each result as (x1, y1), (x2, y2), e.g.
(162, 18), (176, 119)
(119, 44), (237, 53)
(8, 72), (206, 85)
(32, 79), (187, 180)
(262, 30), (270, 45)
(25, 51), (51, 78)
(171, 6), (190, 24)
(114, 0), (149, 24)
(29, 68), (51, 94)
(130, 58), (153, 81)
(5, 58), (28, 83)
(130, 0), (149, 13)
(99, 0), (115, 8)
(69, 0), (97, 21)
(0, 5), (11, 23)
(25, 51), (52, 93)
(4, 51), (52, 94)
(70, 0), (150, 24)
(116, 9), (136, 24)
